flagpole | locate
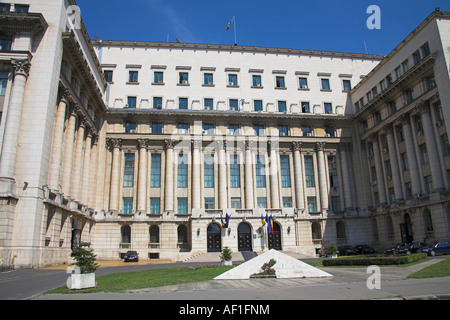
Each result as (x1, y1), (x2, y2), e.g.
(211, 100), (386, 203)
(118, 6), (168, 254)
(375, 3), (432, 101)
(233, 16), (237, 46)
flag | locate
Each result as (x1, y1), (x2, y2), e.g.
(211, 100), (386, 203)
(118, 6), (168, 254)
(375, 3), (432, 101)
(265, 214), (272, 234)
(226, 17), (235, 30)
(261, 215), (266, 226)
(269, 215), (274, 234)
(221, 214), (230, 228)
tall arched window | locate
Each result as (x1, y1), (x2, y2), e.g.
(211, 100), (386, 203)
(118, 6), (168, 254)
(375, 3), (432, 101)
(149, 225), (160, 244)
(177, 225), (188, 244)
(121, 225), (131, 244)
(423, 209), (434, 233)
(336, 221), (346, 240)
(311, 222), (322, 240)
(386, 215), (394, 240)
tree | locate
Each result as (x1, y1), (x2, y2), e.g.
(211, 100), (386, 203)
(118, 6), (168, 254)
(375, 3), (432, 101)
(71, 242), (99, 274)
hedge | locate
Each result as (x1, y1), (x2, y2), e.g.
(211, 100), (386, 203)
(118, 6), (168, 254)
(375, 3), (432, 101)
(322, 253), (427, 267)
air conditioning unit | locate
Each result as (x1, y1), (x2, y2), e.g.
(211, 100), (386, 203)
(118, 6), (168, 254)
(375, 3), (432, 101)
(383, 148), (388, 154)
(129, 130), (137, 134)
(157, 104), (162, 109)
(182, 80), (188, 84)
(306, 133), (313, 137)
(325, 133), (331, 138)
(229, 82), (235, 86)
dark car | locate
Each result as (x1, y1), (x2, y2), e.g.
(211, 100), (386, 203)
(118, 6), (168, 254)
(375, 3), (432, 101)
(338, 245), (356, 256)
(422, 241), (450, 256)
(398, 242), (429, 255)
(385, 243), (410, 254)
(124, 250), (139, 262)
(353, 244), (376, 255)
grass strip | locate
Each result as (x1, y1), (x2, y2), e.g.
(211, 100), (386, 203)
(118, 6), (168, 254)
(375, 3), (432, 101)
(407, 258), (450, 279)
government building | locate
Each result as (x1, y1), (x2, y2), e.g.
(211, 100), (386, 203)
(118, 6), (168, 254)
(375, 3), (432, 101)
(1, 1), (449, 268)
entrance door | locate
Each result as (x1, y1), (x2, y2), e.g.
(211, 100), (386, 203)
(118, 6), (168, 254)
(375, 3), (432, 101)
(400, 213), (413, 243)
(268, 222), (282, 250)
(238, 223), (252, 252)
(207, 224), (222, 252)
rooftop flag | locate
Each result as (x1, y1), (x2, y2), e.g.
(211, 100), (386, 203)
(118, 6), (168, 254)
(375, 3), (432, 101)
(226, 16), (235, 30)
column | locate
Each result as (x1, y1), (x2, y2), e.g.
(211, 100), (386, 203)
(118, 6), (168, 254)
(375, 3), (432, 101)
(61, 105), (78, 194)
(370, 133), (387, 204)
(48, 89), (69, 191)
(269, 141), (280, 209)
(0, 59), (31, 178)
(384, 124), (404, 201)
(80, 129), (93, 205)
(339, 143), (353, 210)
(71, 117), (87, 200)
(417, 102), (445, 192)
(400, 114), (422, 195)
(137, 139), (148, 212)
(108, 138), (122, 212)
(245, 140), (254, 209)
(191, 140), (201, 209)
(292, 142), (305, 210)
(316, 142), (329, 211)
(88, 135), (99, 209)
(218, 140), (227, 209)
(164, 139), (174, 212)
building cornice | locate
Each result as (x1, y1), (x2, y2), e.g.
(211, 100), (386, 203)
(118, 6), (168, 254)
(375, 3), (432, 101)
(0, 12), (48, 35)
(91, 39), (384, 61)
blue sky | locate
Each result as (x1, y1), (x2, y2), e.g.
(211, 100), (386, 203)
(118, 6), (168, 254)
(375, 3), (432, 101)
(76, 0), (450, 55)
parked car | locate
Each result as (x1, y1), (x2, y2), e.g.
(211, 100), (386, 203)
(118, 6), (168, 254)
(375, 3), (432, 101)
(338, 245), (356, 256)
(353, 244), (376, 255)
(385, 243), (410, 254)
(124, 250), (139, 262)
(398, 242), (429, 255)
(421, 241), (450, 256)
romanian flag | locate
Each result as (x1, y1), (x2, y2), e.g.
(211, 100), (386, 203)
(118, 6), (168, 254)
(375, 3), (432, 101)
(221, 214), (230, 228)
(226, 17), (235, 30)
(265, 214), (273, 234)
(261, 215), (266, 226)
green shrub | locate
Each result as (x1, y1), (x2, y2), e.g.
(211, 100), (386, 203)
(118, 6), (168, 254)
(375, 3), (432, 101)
(322, 253), (426, 267)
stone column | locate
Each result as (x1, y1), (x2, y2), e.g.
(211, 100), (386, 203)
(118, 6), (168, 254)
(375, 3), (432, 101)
(370, 133), (387, 204)
(339, 143), (353, 210)
(292, 142), (304, 210)
(218, 140), (227, 209)
(71, 117), (87, 200)
(88, 135), (99, 208)
(269, 141), (280, 209)
(399, 114), (422, 196)
(48, 89), (69, 191)
(245, 140), (254, 209)
(108, 138), (122, 212)
(384, 124), (404, 201)
(417, 102), (445, 192)
(164, 140), (174, 212)
(192, 140), (201, 209)
(80, 128), (93, 205)
(316, 142), (329, 211)
(0, 59), (31, 178)
(61, 105), (78, 194)
(137, 139), (148, 212)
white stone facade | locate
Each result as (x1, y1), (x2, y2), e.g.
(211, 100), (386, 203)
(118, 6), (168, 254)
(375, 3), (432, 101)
(0, 1), (449, 268)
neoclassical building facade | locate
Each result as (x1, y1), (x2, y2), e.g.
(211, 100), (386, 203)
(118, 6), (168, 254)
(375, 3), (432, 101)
(0, 1), (449, 268)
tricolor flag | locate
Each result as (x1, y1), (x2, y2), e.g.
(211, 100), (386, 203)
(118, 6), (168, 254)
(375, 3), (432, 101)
(261, 215), (266, 226)
(226, 17), (235, 30)
(221, 214), (230, 229)
(265, 214), (273, 234)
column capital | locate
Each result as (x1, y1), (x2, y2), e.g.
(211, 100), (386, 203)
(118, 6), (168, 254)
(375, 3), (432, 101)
(339, 142), (351, 152)
(107, 138), (122, 150)
(59, 87), (71, 104)
(164, 139), (175, 150)
(138, 138), (149, 149)
(11, 58), (31, 78)
(415, 100), (430, 114)
(292, 141), (302, 151)
(368, 133), (379, 143)
(397, 113), (411, 125)
(268, 140), (279, 154)
(381, 123), (394, 135)
(192, 139), (202, 150)
(316, 141), (326, 152)
(245, 140), (254, 151)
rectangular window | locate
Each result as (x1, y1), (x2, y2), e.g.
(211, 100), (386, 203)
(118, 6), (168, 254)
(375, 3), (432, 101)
(204, 73), (214, 85)
(307, 197), (317, 213)
(279, 125), (288, 136)
(179, 98), (188, 110)
(421, 43), (430, 57)
(331, 197), (341, 212)
(419, 144), (428, 164)
(413, 50), (421, 65)
(0, 72), (8, 96)
(128, 71), (139, 83)
(203, 123), (214, 135)
(401, 153), (409, 171)
(324, 103), (333, 114)
(321, 78), (330, 90)
(280, 155), (291, 188)
(425, 176), (432, 195)
(328, 156), (338, 188)
(230, 155), (240, 188)
(304, 156), (315, 188)
(204, 154), (214, 188)
(125, 122), (136, 133)
(177, 154), (188, 188)
(231, 197), (242, 209)
(177, 198), (188, 214)
(299, 77), (308, 89)
(153, 97), (163, 109)
(278, 101), (287, 112)
(150, 198), (160, 215)
(228, 124), (239, 135)
(178, 123), (189, 134)
(255, 155), (266, 188)
(389, 187), (395, 203)
(124, 153), (135, 187)
(342, 79), (351, 91)
(127, 96), (137, 109)
(229, 99), (239, 111)
(385, 160), (392, 179)
(204, 98), (213, 110)
(257, 197), (267, 208)
(302, 126), (311, 136)
(252, 75), (262, 87)
(441, 134), (450, 156)
(179, 72), (189, 84)
(154, 71), (164, 84)
(205, 198), (215, 209)
(123, 198), (133, 214)
(151, 154), (162, 187)
(104, 70), (113, 83)
(254, 125), (264, 136)
(301, 102), (310, 113)
(0, 4), (11, 12)
(371, 166), (377, 183)
(254, 100), (263, 112)
(283, 197), (293, 208)
(276, 76), (285, 88)
(228, 74), (238, 86)
(152, 122), (163, 134)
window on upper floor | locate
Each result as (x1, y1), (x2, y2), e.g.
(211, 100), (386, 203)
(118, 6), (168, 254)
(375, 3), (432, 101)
(0, 37), (13, 51)
(228, 74), (238, 86)
(229, 99), (238, 111)
(124, 154), (135, 187)
(127, 96), (137, 109)
(204, 98), (213, 110)
(321, 78), (330, 90)
(413, 50), (421, 65)
(324, 103), (333, 114)
(402, 60), (409, 74)
(154, 71), (164, 84)
(275, 76), (285, 88)
(151, 122), (163, 134)
(204, 73), (213, 85)
(153, 97), (162, 109)
(128, 71), (138, 83)
(125, 122), (137, 133)
(0, 4), (10, 12)
(298, 77), (308, 89)
(342, 79), (351, 91)
(14, 4), (29, 12)
(301, 101), (310, 113)
(279, 125), (289, 136)
(252, 75), (262, 87)
(278, 101), (287, 112)
(179, 72), (189, 84)
(179, 97), (188, 110)
(254, 100), (263, 112)
(104, 70), (113, 83)
(421, 43), (430, 58)
(0, 72), (7, 96)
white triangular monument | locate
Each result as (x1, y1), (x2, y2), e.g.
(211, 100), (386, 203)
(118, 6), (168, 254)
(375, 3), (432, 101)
(214, 249), (333, 280)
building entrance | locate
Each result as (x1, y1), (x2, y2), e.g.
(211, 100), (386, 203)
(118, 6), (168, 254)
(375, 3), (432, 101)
(207, 223), (222, 252)
(268, 222), (282, 250)
(238, 222), (252, 252)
